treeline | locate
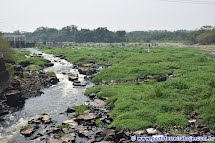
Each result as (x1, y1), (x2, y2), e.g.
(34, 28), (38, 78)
(23, 26), (126, 43)
(127, 30), (193, 43)
(7, 25), (215, 45)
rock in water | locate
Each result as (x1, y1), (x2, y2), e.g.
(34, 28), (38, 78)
(63, 119), (78, 128)
(39, 114), (52, 124)
(68, 76), (78, 81)
(20, 126), (34, 137)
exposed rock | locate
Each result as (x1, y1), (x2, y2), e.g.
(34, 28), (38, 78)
(49, 77), (59, 85)
(77, 125), (90, 138)
(201, 127), (210, 133)
(90, 99), (106, 107)
(146, 128), (160, 135)
(13, 65), (23, 71)
(39, 114), (52, 124)
(66, 107), (76, 113)
(47, 127), (61, 135)
(63, 119), (78, 128)
(46, 138), (62, 143)
(20, 126), (34, 137)
(60, 133), (76, 142)
(188, 119), (197, 124)
(76, 113), (97, 122)
(45, 62), (54, 67)
(88, 93), (96, 99)
(5, 90), (24, 107)
(156, 74), (168, 82)
(102, 129), (115, 141)
(19, 61), (32, 67)
(133, 130), (146, 135)
(68, 76), (78, 81)
(78, 67), (97, 75)
(189, 131), (199, 136)
(73, 80), (87, 86)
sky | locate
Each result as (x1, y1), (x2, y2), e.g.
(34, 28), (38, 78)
(0, 0), (215, 32)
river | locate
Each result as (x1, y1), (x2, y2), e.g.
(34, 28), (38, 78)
(0, 49), (93, 143)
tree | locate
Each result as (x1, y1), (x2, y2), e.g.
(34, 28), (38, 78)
(196, 30), (215, 45)
(0, 33), (13, 61)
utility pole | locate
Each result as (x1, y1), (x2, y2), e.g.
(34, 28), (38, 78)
(147, 43), (151, 53)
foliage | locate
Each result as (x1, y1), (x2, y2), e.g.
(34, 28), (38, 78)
(24, 26), (127, 43)
(127, 30), (193, 43)
(73, 105), (89, 115)
(95, 119), (103, 127)
(6, 25), (215, 44)
(10, 50), (50, 71)
(195, 30), (215, 45)
(0, 33), (13, 61)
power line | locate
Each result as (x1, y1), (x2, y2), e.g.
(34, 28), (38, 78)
(155, 0), (215, 5)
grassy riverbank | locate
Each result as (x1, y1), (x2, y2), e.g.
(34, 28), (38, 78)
(41, 46), (215, 131)
(6, 50), (50, 72)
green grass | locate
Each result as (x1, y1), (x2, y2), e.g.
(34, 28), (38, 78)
(95, 119), (103, 127)
(7, 50), (50, 71)
(41, 46), (215, 131)
(57, 124), (70, 130)
(73, 105), (89, 115)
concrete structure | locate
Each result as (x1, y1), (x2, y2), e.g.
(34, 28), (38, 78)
(3, 35), (26, 48)
(3, 34), (36, 48)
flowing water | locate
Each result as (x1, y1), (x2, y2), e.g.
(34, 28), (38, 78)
(0, 49), (93, 143)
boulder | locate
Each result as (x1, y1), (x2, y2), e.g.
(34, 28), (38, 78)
(68, 76), (78, 81)
(88, 93), (96, 99)
(75, 113), (97, 124)
(156, 75), (168, 82)
(102, 129), (115, 141)
(89, 99), (105, 107)
(146, 128), (160, 135)
(78, 67), (97, 75)
(19, 61), (32, 67)
(60, 133), (76, 142)
(73, 80), (87, 86)
(66, 107), (75, 113)
(20, 126), (34, 137)
(63, 119), (78, 128)
(5, 90), (23, 107)
(77, 125), (90, 138)
(13, 65), (23, 71)
(188, 119), (197, 124)
(133, 130), (146, 135)
(39, 114), (52, 124)
(48, 77), (59, 85)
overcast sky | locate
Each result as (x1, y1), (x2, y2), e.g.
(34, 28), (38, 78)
(0, 0), (215, 32)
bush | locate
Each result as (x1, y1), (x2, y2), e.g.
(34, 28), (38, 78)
(0, 33), (13, 62)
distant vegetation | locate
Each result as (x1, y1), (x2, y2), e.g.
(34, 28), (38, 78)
(194, 26), (215, 45)
(23, 26), (127, 43)
(0, 33), (13, 61)
(6, 25), (215, 45)
(42, 46), (215, 130)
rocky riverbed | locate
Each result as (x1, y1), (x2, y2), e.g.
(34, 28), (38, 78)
(0, 58), (59, 118)
(1, 49), (214, 143)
